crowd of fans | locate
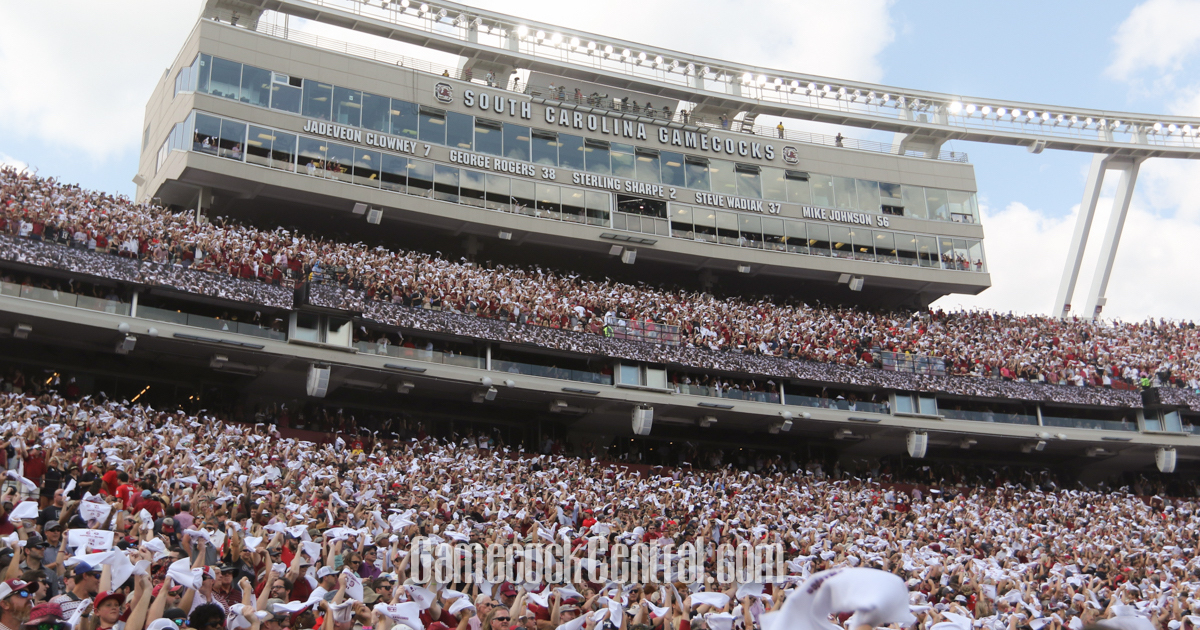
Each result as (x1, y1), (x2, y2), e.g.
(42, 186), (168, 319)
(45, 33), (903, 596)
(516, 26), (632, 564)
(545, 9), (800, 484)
(2, 166), (1200, 411)
(0, 374), (1195, 630)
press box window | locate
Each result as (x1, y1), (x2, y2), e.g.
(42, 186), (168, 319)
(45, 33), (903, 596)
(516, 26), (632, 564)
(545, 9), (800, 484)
(893, 393), (937, 417)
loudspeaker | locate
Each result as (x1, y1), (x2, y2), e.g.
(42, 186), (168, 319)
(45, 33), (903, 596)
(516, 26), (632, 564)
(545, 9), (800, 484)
(1156, 447), (1176, 474)
(306, 364), (331, 398)
(351, 202), (368, 215)
(115, 335), (137, 355)
(848, 276), (864, 292)
(906, 431), (927, 459)
(632, 405), (653, 435)
(621, 249), (637, 264)
(366, 208), (383, 224)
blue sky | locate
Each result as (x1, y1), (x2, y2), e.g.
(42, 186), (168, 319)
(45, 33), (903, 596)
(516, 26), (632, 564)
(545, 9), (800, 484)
(2, 0), (1199, 320)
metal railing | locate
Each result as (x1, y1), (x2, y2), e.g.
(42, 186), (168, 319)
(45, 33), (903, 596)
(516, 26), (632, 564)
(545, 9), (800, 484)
(1041, 415), (1137, 432)
(256, 0), (1200, 156)
(355, 341), (484, 368)
(249, 20), (969, 163)
(492, 359), (611, 385)
(783, 393), (888, 414)
(677, 384), (780, 404)
(610, 318), (681, 346)
(1, 281), (131, 315)
(879, 350), (947, 376)
(940, 408), (1038, 426)
(139, 306), (287, 340)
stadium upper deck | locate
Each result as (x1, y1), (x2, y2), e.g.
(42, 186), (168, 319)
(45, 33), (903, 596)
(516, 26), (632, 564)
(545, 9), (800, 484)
(135, 10), (990, 308)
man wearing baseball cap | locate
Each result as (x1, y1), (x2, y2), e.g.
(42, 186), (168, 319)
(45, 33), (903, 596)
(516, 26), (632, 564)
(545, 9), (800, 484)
(21, 602), (65, 630)
(0, 579), (33, 630)
(48, 563), (101, 620)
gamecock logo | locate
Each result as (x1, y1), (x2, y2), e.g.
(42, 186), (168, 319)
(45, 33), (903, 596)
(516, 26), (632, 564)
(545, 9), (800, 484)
(782, 146), (799, 164)
(434, 82), (453, 103)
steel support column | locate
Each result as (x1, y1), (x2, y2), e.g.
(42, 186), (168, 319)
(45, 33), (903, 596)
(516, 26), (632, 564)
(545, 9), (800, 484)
(1053, 154), (1109, 318)
(1082, 158), (1142, 320)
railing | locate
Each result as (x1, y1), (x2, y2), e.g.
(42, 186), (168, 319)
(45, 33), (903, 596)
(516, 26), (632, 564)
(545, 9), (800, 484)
(784, 393), (889, 414)
(940, 408), (1038, 426)
(879, 350), (946, 376)
(677, 384), (780, 404)
(255, 0), (1200, 156)
(249, 20), (969, 163)
(492, 359), (612, 385)
(610, 318), (681, 346)
(1041, 415), (1138, 432)
(139, 305), (287, 340)
(355, 341), (484, 369)
(1, 281), (131, 315)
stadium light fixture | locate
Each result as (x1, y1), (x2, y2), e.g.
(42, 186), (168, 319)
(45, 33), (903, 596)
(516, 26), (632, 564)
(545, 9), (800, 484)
(1012, 108), (1022, 118)
(418, 3), (428, 14)
(516, 24), (528, 37)
(982, 106), (992, 116)
(1153, 122), (1163, 132)
(964, 104), (976, 115)
(806, 82), (817, 94)
(535, 30), (545, 41)
(621, 49), (631, 59)
(997, 107), (1007, 117)
(654, 55), (664, 66)
(948, 102), (963, 114)
(758, 75), (768, 86)
(637, 52), (647, 64)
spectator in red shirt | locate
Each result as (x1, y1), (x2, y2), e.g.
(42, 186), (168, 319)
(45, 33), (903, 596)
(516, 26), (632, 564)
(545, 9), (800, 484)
(101, 467), (121, 496)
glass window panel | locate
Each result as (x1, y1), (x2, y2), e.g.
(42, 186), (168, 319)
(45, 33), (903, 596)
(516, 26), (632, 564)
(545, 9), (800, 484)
(561, 187), (586, 222)
(531, 132), (558, 165)
(762, 217), (785, 251)
(810, 173), (834, 207)
(503, 124), (530, 161)
(786, 176), (810, 205)
(874, 231), (896, 263)
(239, 65), (270, 107)
(925, 188), (949, 221)
(476, 121), (503, 156)
(381, 153), (408, 192)
(270, 82), (301, 114)
(736, 168), (762, 198)
(297, 137), (326, 175)
(916, 235), (938, 267)
(829, 226), (853, 258)
(302, 80), (333, 120)
(218, 119), (246, 160)
(353, 149), (381, 188)
(584, 143), (610, 174)
(949, 238), (971, 270)
(895, 232), (919, 266)
(807, 223), (831, 256)
(325, 143), (353, 182)
(446, 111), (474, 150)
(511, 179), (536, 216)
(833, 176), (857, 210)
(460, 169), (486, 206)
(635, 151), (661, 183)
(390, 100), (419, 139)
(739, 214), (762, 247)
(196, 54), (211, 95)
(851, 228), (875, 261)
(709, 160), (737, 196)
(585, 191), (610, 226)
(485, 173), (509, 211)
(879, 181), (902, 201)
(716, 211), (739, 245)
(536, 183), (561, 218)
(968, 240), (986, 272)
(269, 131), (296, 172)
(611, 143), (635, 179)
(902, 185), (929, 219)
(693, 206), (717, 242)
(671, 205), (693, 239)
(685, 160), (710, 191)
(784, 220), (807, 254)
(246, 125), (273, 167)
(855, 179), (880, 213)
(332, 87), (363, 127)
(419, 109), (446, 144)
(361, 92), (390, 133)
(433, 164), (460, 202)
(559, 134), (585, 171)
(661, 152), (685, 188)
(208, 57), (241, 100)
(407, 159), (434, 196)
(762, 168), (787, 201)
(193, 113), (221, 154)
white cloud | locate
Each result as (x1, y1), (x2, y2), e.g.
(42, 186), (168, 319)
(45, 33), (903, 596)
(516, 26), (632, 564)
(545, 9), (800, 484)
(1106, 0), (1200, 83)
(934, 189), (1200, 322)
(0, 1), (201, 161)
(0, 152), (28, 173)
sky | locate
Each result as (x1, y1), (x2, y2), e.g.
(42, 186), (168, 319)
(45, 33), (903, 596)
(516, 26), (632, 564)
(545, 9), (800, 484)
(2, 0), (1199, 322)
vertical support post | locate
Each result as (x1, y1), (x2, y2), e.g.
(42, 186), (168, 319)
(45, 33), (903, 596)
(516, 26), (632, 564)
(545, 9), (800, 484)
(1083, 158), (1142, 320)
(1053, 154), (1108, 318)
(778, 381), (786, 405)
(485, 343), (491, 371)
(131, 292), (139, 318)
(1036, 404), (1044, 426)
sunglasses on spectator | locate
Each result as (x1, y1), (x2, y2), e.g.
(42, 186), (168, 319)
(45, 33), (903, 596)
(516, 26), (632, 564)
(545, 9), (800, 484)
(12, 590), (32, 598)
(493, 618), (510, 623)
(171, 619), (186, 627)
(35, 623), (68, 630)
